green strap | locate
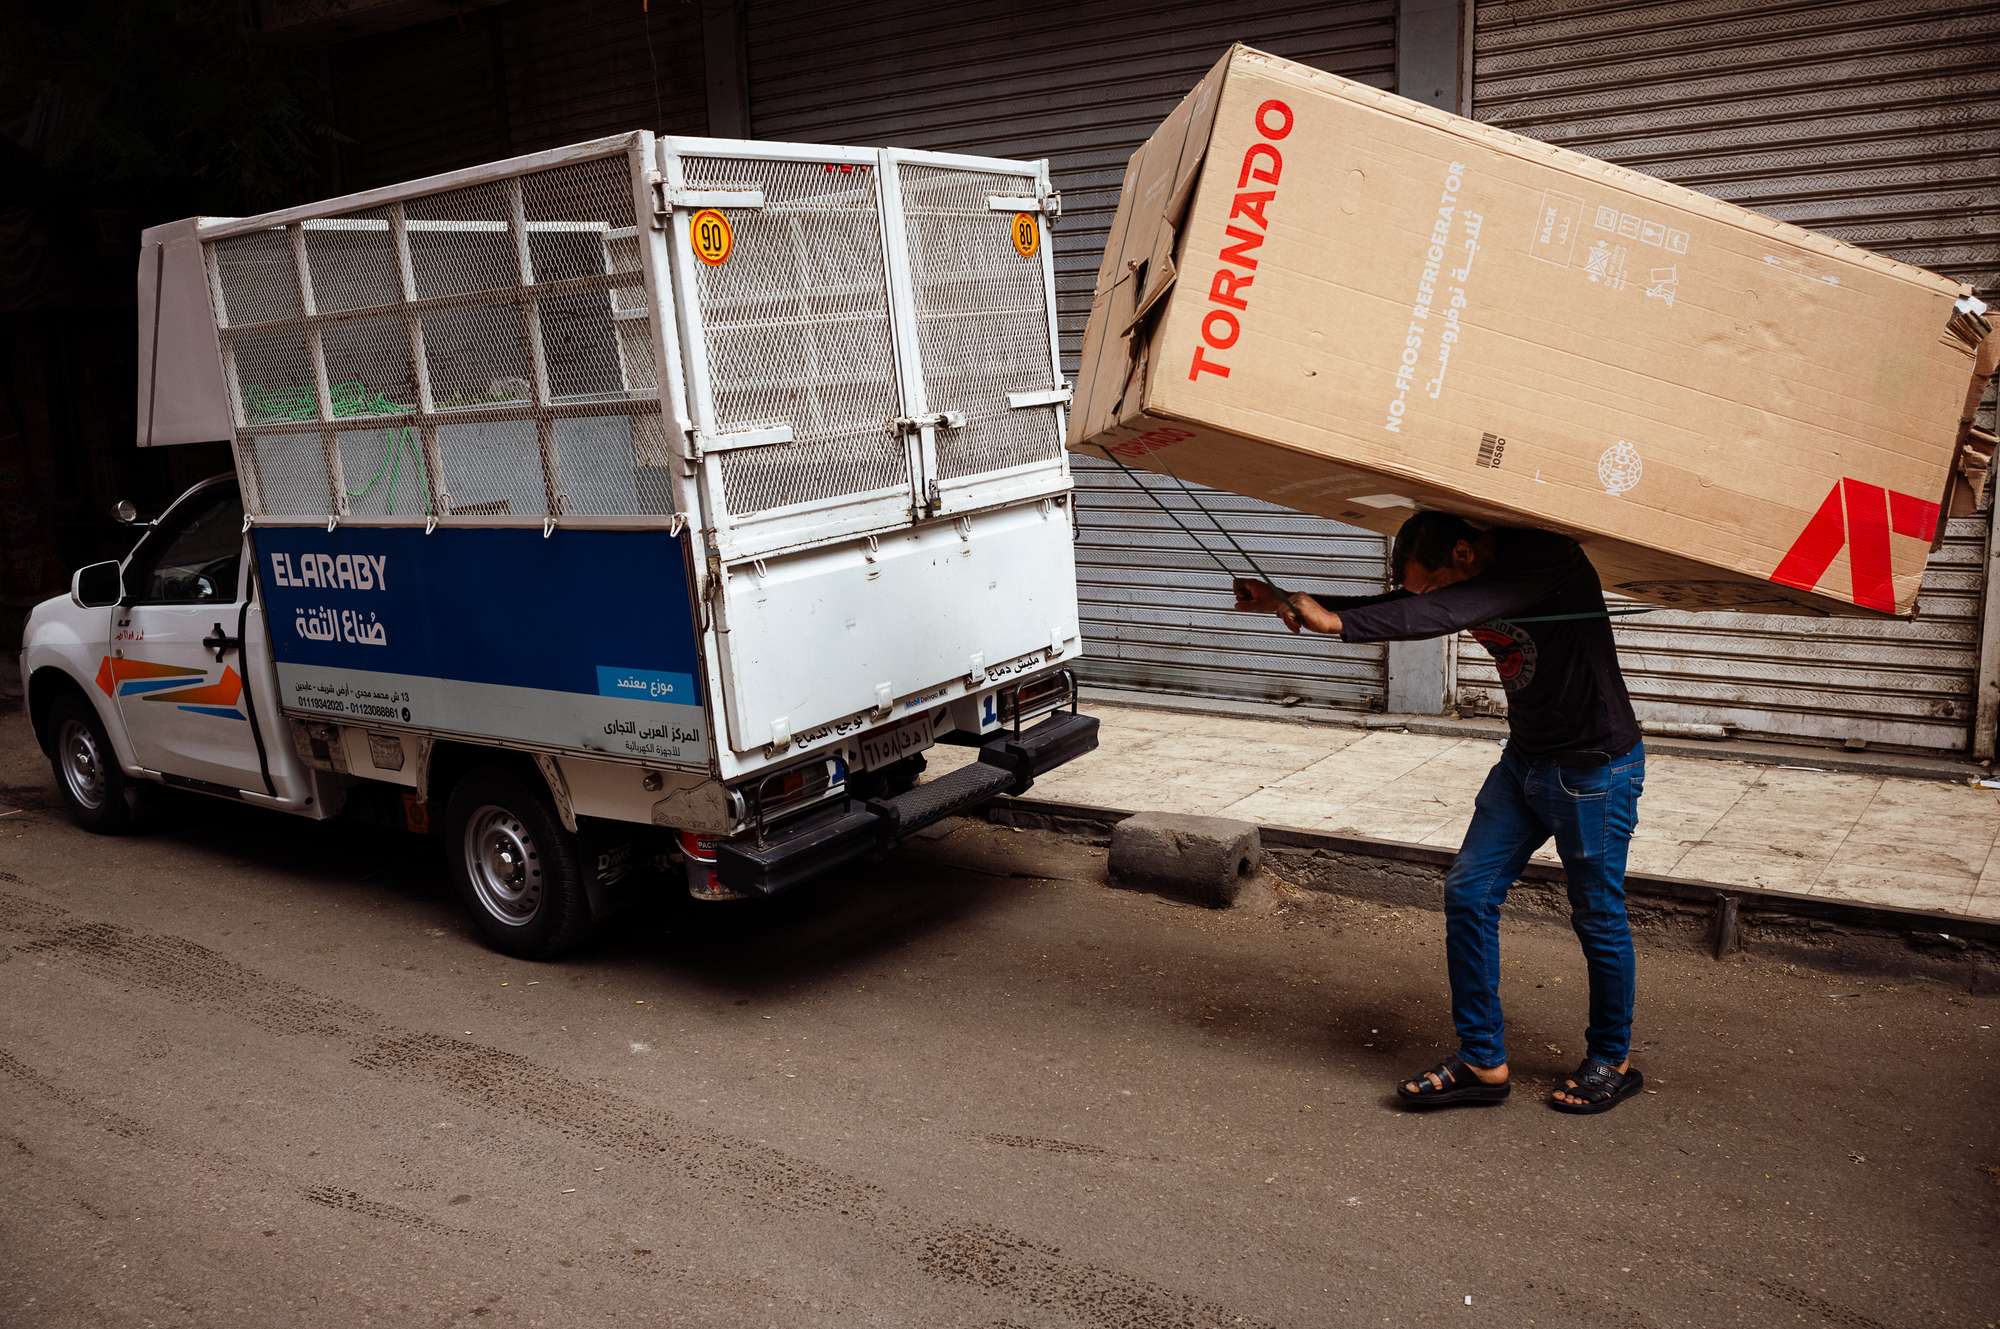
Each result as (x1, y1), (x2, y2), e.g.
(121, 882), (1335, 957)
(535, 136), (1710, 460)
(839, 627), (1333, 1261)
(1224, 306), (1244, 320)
(1507, 608), (1656, 624)
(241, 379), (433, 517)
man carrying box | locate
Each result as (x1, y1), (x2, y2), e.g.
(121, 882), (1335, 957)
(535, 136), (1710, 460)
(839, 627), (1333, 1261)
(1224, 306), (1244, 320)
(1234, 512), (1647, 1115)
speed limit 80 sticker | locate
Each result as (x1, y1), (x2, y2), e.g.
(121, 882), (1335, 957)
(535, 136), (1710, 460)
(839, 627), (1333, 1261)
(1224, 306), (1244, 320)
(689, 209), (733, 266)
(1011, 212), (1040, 259)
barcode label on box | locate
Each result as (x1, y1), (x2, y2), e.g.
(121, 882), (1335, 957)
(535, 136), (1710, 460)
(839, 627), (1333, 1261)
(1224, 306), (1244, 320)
(1476, 432), (1506, 469)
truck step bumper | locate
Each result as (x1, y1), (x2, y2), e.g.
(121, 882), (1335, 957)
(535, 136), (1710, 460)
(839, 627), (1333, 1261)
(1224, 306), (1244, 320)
(716, 710), (1100, 897)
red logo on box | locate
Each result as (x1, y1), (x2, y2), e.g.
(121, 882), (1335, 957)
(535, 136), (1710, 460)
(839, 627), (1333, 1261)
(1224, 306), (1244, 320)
(1769, 477), (1939, 613)
(1189, 98), (1293, 383)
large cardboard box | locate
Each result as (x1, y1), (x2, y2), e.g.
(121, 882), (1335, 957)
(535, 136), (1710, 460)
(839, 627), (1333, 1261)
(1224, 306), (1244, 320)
(1070, 45), (1996, 616)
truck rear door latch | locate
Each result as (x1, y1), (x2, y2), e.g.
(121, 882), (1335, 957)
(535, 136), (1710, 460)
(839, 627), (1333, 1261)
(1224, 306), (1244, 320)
(649, 176), (766, 223)
(889, 411), (966, 435)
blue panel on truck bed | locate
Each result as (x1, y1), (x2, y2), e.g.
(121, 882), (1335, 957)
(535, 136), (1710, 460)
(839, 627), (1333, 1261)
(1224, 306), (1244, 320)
(252, 527), (710, 768)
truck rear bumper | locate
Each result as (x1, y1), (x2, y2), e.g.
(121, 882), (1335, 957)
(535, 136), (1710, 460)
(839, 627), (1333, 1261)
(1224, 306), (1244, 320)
(715, 710), (1099, 897)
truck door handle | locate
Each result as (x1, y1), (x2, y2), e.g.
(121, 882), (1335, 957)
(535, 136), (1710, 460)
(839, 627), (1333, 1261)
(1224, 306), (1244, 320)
(202, 622), (240, 661)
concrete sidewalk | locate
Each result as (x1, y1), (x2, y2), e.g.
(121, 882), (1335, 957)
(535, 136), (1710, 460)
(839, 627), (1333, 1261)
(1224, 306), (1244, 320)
(968, 698), (2000, 924)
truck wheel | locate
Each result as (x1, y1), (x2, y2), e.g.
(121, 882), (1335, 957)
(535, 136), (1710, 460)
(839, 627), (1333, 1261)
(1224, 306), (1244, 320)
(444, 764), (596, 960)
(46, 694), (140, 835)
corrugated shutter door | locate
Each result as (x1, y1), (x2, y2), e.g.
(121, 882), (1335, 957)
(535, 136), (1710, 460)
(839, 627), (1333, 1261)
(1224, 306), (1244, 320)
(331, 3), (708, 190)
(500, 1), (709, 151)
(747, 0), (1402, 708)
(1071, 475), (1397, 706)
(331, 14), (511, 189)
(1467, 0), (1998, 752)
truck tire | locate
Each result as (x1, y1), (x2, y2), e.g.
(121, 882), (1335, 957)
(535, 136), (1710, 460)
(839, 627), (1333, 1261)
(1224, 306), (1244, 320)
(46, 693), (141, 835)
(443, 764), (597, 960)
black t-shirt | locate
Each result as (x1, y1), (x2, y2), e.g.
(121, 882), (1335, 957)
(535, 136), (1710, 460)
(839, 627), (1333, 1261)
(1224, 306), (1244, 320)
(1316, 528), (1640, 759)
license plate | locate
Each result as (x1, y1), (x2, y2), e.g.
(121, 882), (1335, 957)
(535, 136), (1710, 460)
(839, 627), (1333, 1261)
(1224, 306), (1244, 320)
(858, 714), (935, 770)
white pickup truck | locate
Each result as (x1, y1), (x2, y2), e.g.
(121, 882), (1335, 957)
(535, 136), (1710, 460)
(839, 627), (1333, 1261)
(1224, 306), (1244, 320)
(20, 131), (1096, 957)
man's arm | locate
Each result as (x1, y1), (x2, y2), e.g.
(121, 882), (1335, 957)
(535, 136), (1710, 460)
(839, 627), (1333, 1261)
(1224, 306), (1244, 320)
(1335, 558), (1579, 642)
(1311, 590), (1412, 613)
(1233, 552), (1582, 639)
(1234, 580), (1410, 635)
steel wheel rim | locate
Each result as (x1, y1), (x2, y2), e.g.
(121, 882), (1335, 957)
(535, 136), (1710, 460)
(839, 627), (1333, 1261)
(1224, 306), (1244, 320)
(464, 804), (543, 927)
(58, 718), (107, 811)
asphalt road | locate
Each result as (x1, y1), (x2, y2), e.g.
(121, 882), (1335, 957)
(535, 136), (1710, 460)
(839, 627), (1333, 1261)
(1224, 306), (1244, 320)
(1, 710), (1996, 1329)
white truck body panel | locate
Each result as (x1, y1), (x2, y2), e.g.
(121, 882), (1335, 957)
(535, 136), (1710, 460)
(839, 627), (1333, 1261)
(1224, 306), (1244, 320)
(135, 218), (235, 447)
(712, 497), (1079, 760)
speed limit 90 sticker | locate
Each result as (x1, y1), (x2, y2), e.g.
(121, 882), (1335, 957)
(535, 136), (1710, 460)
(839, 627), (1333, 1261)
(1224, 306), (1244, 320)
(1011, 212), (1040, 258)
(689, 208), (733, 266)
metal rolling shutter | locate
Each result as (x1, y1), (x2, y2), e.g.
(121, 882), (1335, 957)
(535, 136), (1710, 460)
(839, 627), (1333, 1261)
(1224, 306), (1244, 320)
(1068, 480), (1398, 706)
(500, 0), (709, 151)
(330, 13), (512, 189)
(1465, 0), (1998, 751)
(746, 0), (1402, 708)
(329, 2), (709, 191)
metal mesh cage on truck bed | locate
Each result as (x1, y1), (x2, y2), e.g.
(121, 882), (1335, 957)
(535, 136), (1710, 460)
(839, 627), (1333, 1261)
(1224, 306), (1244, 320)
(676, 153), (910, 522)
(896, 163), (1064, 486)
(201, 135), (671, 526)
(659, 139), (1070, 563)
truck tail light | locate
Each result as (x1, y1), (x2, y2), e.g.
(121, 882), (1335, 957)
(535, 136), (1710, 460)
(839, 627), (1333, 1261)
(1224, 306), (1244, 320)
(745, 757), (838, 826)
(678, 831), (740, 899)
(998, 670), (1075, 728)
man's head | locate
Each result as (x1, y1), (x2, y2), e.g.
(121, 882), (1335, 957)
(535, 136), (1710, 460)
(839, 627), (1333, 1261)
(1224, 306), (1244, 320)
(1392, 511), (1484, 593)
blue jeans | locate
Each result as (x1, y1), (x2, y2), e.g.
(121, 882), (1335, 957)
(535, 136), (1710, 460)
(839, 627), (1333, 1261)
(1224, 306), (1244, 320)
(1444, 742), (1645, 1069)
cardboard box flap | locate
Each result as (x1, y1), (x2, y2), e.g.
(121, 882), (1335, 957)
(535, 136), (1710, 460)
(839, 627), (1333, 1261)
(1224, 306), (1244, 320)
(1944, 316), (1998, 519)
(1950, 293), (1993, 354)
(1945, 430), (1995, 521)
(1126, 62), (1226, 326)
(1121, 254), (1179, 336)
(1121, 130), (1217, 334)
(1071, 48), (1231, 437)
(1956, 302), (1996, 424)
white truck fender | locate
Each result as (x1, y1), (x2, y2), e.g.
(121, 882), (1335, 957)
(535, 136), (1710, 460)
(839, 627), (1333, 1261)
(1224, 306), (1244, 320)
(21, 593), (146, 776)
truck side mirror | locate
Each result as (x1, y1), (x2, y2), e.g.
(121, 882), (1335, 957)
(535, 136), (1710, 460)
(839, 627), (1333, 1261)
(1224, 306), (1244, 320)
(72, 561), (124, 609)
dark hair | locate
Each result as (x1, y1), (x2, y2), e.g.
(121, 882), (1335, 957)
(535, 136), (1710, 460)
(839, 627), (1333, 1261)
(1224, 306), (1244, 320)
(1391, 511), (1481, 585)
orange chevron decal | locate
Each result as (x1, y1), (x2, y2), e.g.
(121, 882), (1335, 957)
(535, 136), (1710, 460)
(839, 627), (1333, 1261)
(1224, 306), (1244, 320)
(96, 655), (205, 696)
(141, 665), (243, 707)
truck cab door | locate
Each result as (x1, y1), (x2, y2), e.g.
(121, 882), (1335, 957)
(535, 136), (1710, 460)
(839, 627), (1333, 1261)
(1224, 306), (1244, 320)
(108, 480), (268, 793)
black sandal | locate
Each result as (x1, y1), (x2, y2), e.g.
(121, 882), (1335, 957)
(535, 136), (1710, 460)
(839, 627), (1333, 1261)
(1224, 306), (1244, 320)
(1550, 1059), (1643, 1115)
(1395, 1055), (1510, 1110)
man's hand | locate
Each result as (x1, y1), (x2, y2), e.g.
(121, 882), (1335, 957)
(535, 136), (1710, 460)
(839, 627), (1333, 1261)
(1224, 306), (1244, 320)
(1286, 591), (1341, 635)
(1233, 577), (1300, 630)
(1232, 577), (1286, 615)
(1232, 579), (1341, 635)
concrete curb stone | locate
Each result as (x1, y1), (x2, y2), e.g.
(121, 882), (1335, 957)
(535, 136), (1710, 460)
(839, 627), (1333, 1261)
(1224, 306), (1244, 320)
(1108, 811), (1262, 908)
